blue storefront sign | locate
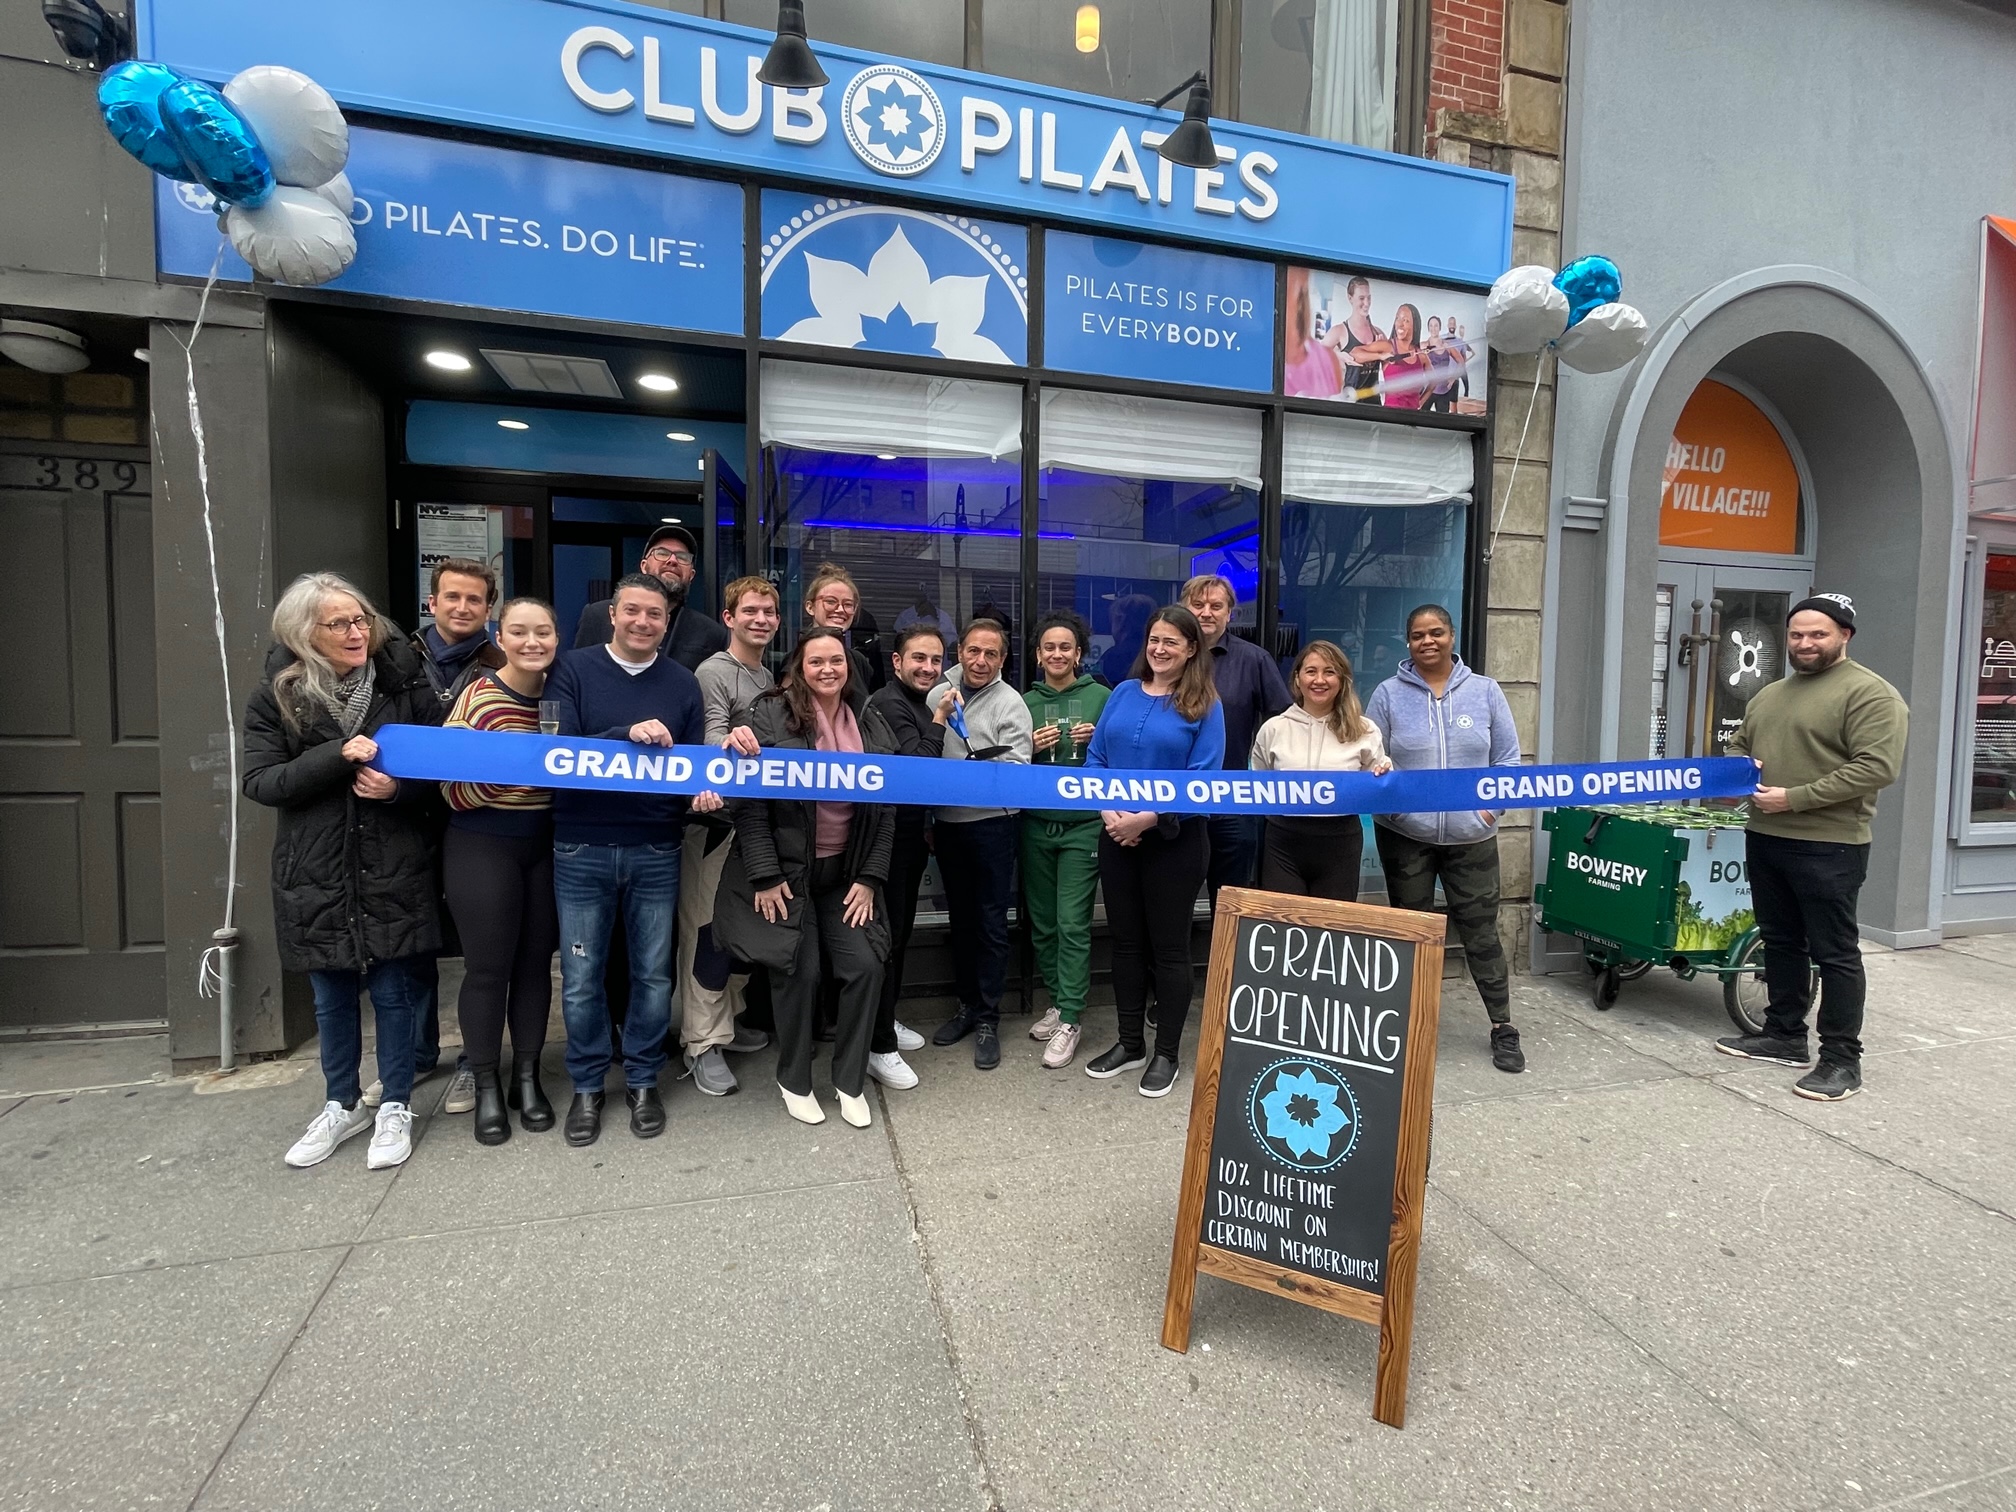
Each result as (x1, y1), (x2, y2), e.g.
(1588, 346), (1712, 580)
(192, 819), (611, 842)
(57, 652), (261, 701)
(1043, 232), (1273, 393)
(759, 191), (1028, 365)
(138, 0), (1514, 287)
(154, 124), (744, 335)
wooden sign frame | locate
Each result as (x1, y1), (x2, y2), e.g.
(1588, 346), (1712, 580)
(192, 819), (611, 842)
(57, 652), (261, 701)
(1161, 886), (1445, 1428)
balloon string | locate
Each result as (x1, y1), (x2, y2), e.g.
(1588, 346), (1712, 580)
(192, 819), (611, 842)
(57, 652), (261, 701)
(173, 246), (242, 991)
(1484, 350), (1548, 566)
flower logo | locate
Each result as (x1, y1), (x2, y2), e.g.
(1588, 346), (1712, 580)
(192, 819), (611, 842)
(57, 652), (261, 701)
(840, 65), (945, 177)
(1249, 1060), (1360, 1172)
(175, 180), (218, 215)
(779, 225), (1010, 364)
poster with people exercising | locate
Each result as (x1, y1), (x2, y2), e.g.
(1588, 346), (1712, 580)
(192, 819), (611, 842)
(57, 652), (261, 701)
(1282, 266), (1488, 415)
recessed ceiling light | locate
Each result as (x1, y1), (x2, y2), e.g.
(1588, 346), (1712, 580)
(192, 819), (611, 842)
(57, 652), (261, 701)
(876, 452), (897, 460)
(638, 373), (679, 392)
(666, 431), (695, 442)
(497, 419), (530, 430)
(426, 350), (473, 372)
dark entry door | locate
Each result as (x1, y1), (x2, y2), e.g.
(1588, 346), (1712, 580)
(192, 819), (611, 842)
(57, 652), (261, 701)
(0, 451), (164, 1027)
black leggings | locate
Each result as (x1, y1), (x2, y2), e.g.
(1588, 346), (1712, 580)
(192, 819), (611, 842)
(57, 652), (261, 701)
(444, 825), (557, 1072)
(1260, 817), (1364, 902)
(1099, 819), (1209, 1060)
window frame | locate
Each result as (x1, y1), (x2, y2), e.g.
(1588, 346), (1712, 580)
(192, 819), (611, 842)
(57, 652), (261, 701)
(1952, 526), (2016, 846)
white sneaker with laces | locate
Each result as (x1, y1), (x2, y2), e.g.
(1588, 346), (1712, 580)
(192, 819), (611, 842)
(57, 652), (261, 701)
(867, 1050), (919, 1090)
(367, 1101), (415, 1169)
(893, 1020), (925, 1053)
(285, 1100), (372, 1168)
(1029, 1006), (1062, 1041)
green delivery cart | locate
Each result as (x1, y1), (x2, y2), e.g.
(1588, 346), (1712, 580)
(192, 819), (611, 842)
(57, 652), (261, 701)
(1533, 806), (1814, 1033)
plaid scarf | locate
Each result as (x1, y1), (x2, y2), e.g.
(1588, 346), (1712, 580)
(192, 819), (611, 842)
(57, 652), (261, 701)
(328, 661), (378, 737)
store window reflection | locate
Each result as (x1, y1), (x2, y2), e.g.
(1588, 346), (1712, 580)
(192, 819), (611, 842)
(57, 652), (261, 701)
(723, 0), (965, 66)
(1240, 0), (1402, 150)
(984, 0), (1212, 106)
(1274, 412), (1472, 683)
(1033, 390), (1261, 679)
(1971, 551), (2016, 824)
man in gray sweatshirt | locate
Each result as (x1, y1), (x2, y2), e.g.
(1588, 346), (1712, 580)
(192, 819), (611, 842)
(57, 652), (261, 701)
(925, 618), (1034, 1070)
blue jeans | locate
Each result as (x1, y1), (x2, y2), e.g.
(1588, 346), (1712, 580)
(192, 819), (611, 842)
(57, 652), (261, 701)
(554, 840), (681, 1091)
(309, 957), (427, 1108)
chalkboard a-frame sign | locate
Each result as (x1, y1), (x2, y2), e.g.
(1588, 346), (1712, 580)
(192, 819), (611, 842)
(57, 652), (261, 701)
(1162, 888), (1445, 1429)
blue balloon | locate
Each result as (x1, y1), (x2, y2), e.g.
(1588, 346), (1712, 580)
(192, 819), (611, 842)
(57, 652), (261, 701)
(1553, 255), (1623, 329)
(98, 61), (197, 182)
(159, 79), (275, 208)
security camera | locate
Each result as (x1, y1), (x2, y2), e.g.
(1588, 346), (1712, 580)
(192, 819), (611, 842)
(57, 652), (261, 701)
(43, 0), (129, 69)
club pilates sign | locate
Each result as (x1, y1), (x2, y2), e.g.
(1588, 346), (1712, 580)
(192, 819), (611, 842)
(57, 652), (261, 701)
(140, 0), (1514, 286)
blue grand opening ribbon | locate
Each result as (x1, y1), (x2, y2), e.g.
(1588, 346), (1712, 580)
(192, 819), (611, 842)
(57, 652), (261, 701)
(374, 726), (1757, 818)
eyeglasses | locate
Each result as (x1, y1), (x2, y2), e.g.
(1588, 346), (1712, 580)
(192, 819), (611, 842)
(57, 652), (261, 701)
(317, 615), (372, 634)
(645, 548), (696, 566)
(813, 594), (858, 612)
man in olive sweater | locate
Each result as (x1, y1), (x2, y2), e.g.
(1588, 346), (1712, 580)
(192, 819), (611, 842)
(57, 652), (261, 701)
(1717, 594), (1908, 1102)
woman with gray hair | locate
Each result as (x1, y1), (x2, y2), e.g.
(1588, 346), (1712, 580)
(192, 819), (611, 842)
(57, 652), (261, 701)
(244, 572), (446, 1170)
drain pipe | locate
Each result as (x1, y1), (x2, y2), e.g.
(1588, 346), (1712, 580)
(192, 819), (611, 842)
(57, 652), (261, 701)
(209, 926), (241, 1072)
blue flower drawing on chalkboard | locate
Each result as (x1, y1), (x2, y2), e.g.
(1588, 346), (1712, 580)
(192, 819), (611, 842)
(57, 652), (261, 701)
(1250, 1061), (1361, 1172)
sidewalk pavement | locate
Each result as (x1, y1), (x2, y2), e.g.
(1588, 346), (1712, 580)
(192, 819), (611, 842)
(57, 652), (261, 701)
(1, 937), (2011, 1512)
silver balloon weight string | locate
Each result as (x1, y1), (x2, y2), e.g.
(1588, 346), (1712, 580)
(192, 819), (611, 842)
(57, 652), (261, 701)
(1484, 348), (1550, 566)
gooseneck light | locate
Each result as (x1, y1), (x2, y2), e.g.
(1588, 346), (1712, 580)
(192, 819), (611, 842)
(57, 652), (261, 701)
(1148, 70), (1218, 170)
(757, 0), (829, 90)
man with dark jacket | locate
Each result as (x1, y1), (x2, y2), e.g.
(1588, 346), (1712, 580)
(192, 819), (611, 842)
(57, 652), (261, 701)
(1184, 574), (1291, 898)
(545, 574), (725, 1147)
(864, 623), (949, 1090)
(572, 525), (729, 673)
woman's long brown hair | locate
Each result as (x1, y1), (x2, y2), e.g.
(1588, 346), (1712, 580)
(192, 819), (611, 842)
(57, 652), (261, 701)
(1293, 640), (1370, 743)
(768, 623), (855, 737)
(1129, 604), (1217, 723)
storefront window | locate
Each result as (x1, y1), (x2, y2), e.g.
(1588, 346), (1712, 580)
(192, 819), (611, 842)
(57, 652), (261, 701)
(760, 361), (1024, 678)
(982, 0), (1212, 107)
(1275, 412), (1472, 683)
(723, 0), (966, 67)
(1971, 551), (2016, 824)
(1239, 0), (1402, 151)
(416, 503), (534, 628)
(1033, 389), (1261, 679)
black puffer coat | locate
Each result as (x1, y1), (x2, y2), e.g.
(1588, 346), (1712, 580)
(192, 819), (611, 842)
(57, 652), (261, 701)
(713, 685), (896, 970)
(242, 639), (445, 973)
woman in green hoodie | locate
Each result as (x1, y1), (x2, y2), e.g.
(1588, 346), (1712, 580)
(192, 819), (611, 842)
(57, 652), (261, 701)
(1023, 612), (1112, 1068)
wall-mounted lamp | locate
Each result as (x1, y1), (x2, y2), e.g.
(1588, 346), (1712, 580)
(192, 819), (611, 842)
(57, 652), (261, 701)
(1147, 70), (1218, 169)
(756, 0), (828, 90)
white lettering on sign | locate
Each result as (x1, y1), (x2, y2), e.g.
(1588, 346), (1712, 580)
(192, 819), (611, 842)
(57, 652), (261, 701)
(558, 28), (1285, 224)
(1564, 851), (1647, 890)
(1577, 765), (1704, 797)
(1473, 771), (1577, 803)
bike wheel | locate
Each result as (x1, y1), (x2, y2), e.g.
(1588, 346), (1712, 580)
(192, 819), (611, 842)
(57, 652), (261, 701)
(1722, 933), (1818, 1035)
(1592, 966), (1622, 1011)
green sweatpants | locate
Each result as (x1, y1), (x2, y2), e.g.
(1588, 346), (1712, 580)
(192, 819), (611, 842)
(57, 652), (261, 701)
(1021, 817), (1102, 1023)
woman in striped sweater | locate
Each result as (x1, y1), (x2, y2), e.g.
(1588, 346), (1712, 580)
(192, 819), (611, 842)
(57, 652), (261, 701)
(442, 597), (560, 1144)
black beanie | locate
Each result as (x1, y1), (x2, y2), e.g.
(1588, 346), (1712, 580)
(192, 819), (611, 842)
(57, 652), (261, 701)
(1788, 593), (1856, 632)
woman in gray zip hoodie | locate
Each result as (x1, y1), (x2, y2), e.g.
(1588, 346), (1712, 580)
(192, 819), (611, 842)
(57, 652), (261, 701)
(1363, 604), (1528, 1074)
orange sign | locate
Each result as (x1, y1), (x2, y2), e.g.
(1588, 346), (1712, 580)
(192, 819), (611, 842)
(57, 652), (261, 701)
(1659, 380), (1800, 554)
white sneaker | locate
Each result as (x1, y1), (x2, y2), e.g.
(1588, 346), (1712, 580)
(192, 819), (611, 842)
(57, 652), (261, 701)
(366, 1102), (414, 1169)
(285, 1100), (372, 1168)
(867, 1050), (919, 1090)
(1029, 1006), (1062, 1041)
(361, 1080), (383, 1109)
(893, 1020), (924, 1052)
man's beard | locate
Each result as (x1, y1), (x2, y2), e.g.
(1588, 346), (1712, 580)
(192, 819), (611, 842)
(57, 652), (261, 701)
(1790, 641), (1845, 672)
(658, 576), (689, 610)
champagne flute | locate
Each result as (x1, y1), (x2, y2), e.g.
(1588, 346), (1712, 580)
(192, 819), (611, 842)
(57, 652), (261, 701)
(538, 700), (561, 736)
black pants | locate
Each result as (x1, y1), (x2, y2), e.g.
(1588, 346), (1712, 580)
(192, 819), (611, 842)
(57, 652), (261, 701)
(936, 815), (1017, 1023)
(1747, 830), (1870, 1063)
(1100, 819), (1210, 1060)
(443, 826), (557, 1073)
(1375, 826), (1510, 1021)
(1260, 817), (1364, 902)
(775, 856), (883, 1098)
(1207, 813), (1262, 903)
(874, 826), (930, 1054)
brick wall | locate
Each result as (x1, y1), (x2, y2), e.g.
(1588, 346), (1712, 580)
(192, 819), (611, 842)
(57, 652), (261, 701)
(1430, 0), (1505, 123)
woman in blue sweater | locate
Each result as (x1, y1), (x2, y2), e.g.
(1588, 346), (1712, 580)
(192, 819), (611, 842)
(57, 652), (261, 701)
(1081, 605), (1225, 1097)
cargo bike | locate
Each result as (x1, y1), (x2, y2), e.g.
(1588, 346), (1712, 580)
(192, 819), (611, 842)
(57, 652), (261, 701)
(1532, 805), (1816, 1034)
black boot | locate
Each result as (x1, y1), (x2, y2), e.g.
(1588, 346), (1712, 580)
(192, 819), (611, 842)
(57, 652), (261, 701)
(510, 1051), (555, 1132)
(565, 1091), (604, 1147)
(472, 1067), (510, 1146)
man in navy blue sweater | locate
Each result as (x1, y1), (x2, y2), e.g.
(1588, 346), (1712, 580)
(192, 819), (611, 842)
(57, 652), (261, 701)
(1184, 574), (1291, 900)
(544, 574), (723, 1147)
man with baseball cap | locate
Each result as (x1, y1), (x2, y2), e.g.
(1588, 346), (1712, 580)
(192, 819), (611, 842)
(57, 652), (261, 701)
(1717, 593), (1908, 1101)
(573, 524), (729, 673)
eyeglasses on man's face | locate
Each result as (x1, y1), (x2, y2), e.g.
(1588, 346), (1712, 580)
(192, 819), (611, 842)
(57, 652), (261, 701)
(645, 547), (696, 566)
(317, 615), (372, 635)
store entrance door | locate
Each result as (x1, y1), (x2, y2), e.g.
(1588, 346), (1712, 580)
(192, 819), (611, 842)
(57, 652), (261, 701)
(1651, 561), (1813, 759)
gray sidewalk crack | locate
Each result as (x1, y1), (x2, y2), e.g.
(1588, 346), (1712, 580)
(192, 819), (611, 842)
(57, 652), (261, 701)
(877, 1087), (1006, 1512)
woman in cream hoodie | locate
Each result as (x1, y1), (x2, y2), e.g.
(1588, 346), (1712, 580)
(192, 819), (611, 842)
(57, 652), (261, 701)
(1249, 641), (1390, 900)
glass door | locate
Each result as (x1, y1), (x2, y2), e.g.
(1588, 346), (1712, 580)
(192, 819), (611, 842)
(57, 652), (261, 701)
(1652, 561), (1812, 758)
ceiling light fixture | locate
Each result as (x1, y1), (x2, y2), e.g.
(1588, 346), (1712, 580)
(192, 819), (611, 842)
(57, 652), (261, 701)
(1146, 70), (1218, 170)
(425, 350), (473, 372)
(757, 0), (828, 89)
(660, 516), (682, 524)
(666, 431), (695, 442)
(1075, 4), (1100, 53)
(875, 452), (897, 460)
(497, 419), (530, 430)
(0, 320), (90, 374)
(637, 373), (679, 393)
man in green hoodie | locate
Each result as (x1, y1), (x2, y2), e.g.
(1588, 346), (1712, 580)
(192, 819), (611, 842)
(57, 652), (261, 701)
(1717, 593), (1908, 1102)
(1022, 613), (1111, 1069)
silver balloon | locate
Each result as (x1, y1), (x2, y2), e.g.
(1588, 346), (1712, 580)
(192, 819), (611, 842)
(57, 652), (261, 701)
(223, 65), (348, 189)
(225, 187), (357, 286)
(311, 171), (355, 218)
(1485, 264), (1570, 354)
(1553, 301), (1650, 373)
